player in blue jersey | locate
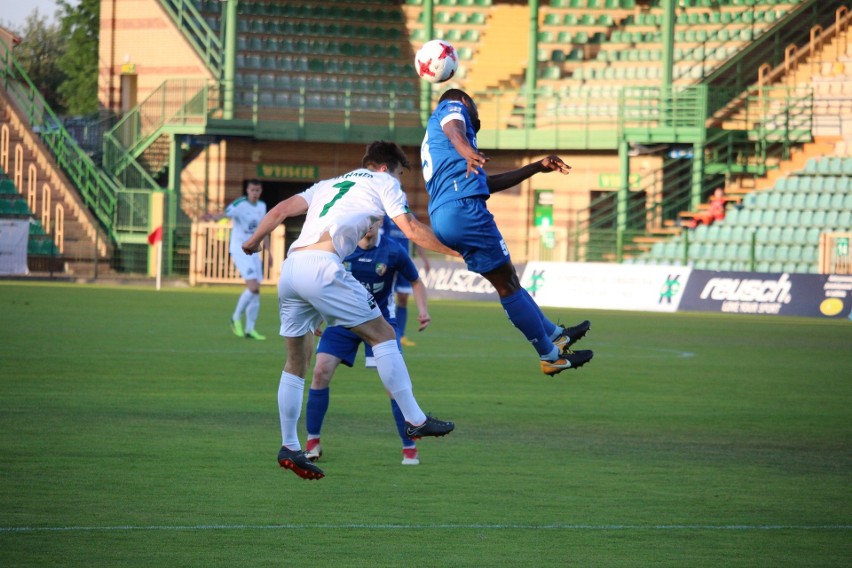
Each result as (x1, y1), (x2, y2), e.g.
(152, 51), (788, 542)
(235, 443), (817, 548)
(304, 220), (429, 465)
(381, 215), (431, 347)
(421, 89), (593, 376)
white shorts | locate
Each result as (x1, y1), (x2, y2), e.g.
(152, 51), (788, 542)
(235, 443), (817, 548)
(278, 250), (382, 337)
(231, 247), (263, 282)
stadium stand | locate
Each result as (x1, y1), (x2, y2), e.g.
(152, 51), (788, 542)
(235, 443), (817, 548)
(0, 172), (61, 263)
(639, 156), (852, 272)
(0, 0), (849, 278)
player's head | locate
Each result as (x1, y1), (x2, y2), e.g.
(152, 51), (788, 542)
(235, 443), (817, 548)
(359, 219), (383, 249)
(245, 179), (262, 203)
(362, 141), (411, 181)
(439, 88), (480, 132)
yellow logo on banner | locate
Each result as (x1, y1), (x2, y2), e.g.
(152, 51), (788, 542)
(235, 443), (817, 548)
(819, 297), (843, 317)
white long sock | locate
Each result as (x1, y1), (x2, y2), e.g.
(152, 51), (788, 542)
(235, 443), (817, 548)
(372, 340), (427, 425)
(233, 289), (253, 322)
(245, 292), (260, 333)
(278, 371), (304, 450)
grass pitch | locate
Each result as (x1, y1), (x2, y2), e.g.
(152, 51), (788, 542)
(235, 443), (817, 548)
(0, 282), (850, 567)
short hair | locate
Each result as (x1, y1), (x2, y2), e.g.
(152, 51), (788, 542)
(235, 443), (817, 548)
(439, 88), (471, 104)
(362, 141), (411, 171)
(246, 179), (262, 188)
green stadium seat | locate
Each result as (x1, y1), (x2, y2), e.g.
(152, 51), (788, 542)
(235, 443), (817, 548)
(766, 225), (782, 242)
(786, 209), (801, 227)
(802, 245), (818, 262)
(804, 192), (819, 209)
(11, 199), (30, 215)
(825, 210), (839, 228)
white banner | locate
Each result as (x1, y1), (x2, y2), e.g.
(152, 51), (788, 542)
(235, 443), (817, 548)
(521, 262), (692, 312)
(0, 219), (29, 275)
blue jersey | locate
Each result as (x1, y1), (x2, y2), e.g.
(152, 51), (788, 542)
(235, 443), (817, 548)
(343, 234), (419, 320)
(421, 99), (489, 216)
(381, 215), (410, 254)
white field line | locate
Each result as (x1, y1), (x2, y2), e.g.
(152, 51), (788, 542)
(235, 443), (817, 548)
(2, 523), (850, 533)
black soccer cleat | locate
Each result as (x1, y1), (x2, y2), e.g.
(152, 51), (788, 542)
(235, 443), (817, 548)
(404, 415), (455, 440)
(554, 320), (591, 351)
(278, 446), (325, 480)
(541, 349), (595, 376)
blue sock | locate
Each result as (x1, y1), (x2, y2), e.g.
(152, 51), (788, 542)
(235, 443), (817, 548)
(500, 289), (554, 357)
(305, 387), (330, 437)
(396, 306), (408, 337)
(390, 399), (414, 447)
(538, 311), (559, 340)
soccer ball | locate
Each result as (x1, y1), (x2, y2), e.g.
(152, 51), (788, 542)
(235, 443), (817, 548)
(414, 39), (458, 84)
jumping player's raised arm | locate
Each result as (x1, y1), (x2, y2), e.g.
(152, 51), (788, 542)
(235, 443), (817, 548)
(242, 194), (309, 254)
(390, 212), (459, 258)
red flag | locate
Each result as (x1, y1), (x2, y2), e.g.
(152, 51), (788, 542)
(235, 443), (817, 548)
(147, 226), (163, 245)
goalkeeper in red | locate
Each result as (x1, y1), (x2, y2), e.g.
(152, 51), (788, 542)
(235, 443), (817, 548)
(422, 89), (593, 375)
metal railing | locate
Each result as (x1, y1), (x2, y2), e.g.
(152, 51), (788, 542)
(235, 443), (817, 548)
(157, 0), (223, 78)
(0, 41), (120, 240)
(103, 79), (219, 186)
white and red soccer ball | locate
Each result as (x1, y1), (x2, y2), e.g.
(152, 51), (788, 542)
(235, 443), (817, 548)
(414, 39), (459, 84)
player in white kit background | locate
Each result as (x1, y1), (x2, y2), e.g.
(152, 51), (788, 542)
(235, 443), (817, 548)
(206, 180), (269, 340)
(241, 141), (459, 480)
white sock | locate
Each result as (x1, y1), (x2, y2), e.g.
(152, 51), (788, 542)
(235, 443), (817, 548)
(278, 371), (304, 450)
(245, 292), (260, 333)
(233, 289), (253, 322)
(372, 340), (427, 425)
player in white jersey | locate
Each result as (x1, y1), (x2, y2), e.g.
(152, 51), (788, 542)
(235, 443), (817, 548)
(207, 180), (269, 340)
(241, 141), (458, 480)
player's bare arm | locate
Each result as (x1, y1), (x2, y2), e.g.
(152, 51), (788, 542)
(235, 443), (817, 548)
(242, 195), (308, 254)
(392, 213), (459, 257)
(414, 243), (431, 273)
(442, 120), (488, 177)
(486, 155), (572, 194)
(410, 279), (431, 332)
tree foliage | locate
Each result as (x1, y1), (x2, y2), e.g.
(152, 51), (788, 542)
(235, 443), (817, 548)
(7, 10), (67, 113)
(56, 0), (100, 116)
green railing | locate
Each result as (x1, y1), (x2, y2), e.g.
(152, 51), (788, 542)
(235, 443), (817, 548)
(157, 0), (223, 78)
(705, 0), (844, 103)
(706, 84), (813, 176)
(570, 156), (700, 262)
(103, 79), (219, 185)
(0, 42), (120, 240)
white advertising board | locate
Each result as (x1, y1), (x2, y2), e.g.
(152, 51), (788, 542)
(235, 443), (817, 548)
(520, 262), (692, 312)
(0, 219), (29, 275)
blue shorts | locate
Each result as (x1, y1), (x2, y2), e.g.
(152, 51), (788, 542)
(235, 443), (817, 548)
(430, 197), (510, 274)
(316, 318), (401, 367)
(393, 273), (413, 294)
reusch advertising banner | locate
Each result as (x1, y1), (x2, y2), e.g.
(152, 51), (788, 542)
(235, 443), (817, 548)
(520, 262), (692, 312)
(679, 270), (852, 319)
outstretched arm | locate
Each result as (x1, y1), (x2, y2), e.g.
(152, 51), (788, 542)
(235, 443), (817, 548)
(412, 243), (431, 273)
(242, 195), (308, 254)
(487, 155), (572, 194)
(409, 278), (431, 332)
(391, 212), (459, 258)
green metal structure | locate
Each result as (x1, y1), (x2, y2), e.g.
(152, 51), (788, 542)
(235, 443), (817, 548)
(1, 0), (843, 275)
